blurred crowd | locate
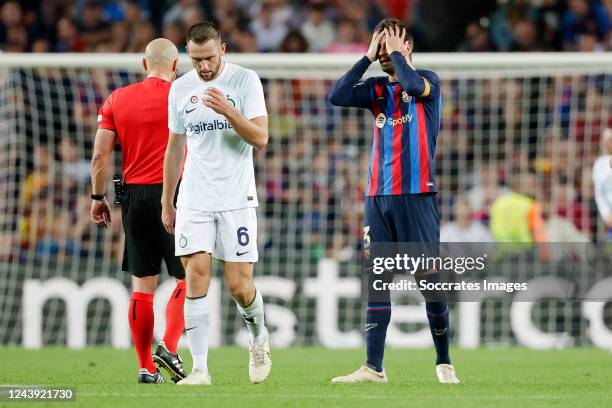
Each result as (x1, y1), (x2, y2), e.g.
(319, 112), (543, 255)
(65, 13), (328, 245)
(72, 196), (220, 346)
(0, 0), (610, 265)
(2, 69), (610, 266)
(0, 0), (610, 54)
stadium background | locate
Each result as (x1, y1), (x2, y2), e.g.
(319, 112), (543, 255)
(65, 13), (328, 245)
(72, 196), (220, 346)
(0, 0), (611, 351)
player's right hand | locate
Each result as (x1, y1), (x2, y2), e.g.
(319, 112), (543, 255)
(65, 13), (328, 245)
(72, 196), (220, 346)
(366, 30), (385, 62)
(161, 205), (176, 235)
(91, 198), (111, 228)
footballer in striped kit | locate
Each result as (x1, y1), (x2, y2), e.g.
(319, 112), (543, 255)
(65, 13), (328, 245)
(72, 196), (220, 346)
(329, 18), (459, 385)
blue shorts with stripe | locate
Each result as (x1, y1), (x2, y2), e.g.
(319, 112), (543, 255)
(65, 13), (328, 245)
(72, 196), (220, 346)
(364, 193), (440, 243)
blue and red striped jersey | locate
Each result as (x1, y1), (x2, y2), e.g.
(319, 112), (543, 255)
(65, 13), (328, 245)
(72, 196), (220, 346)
(330, 53), (441, 196)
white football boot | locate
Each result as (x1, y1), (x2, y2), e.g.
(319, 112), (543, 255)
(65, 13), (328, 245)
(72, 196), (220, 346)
(249, 329), (272, 384)
(176, 369), (212, 385)
(436, 364), (460, 384)
(331, 365), (388, 384)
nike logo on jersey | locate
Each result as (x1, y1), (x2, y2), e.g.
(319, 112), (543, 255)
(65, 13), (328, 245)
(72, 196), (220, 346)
(185, 326), (198, 331)
(236, 250), (250, 256)
(186, 108), (197, 114)
(365, 323), (378, 332)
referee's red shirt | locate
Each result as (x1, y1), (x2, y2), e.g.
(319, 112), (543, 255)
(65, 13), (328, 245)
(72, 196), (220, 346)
(97, 77), (170, 184)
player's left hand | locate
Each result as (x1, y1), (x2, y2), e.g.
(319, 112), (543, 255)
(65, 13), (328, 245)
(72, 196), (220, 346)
(91, 198), (111, 228)
(384, 26), (411, 56)
(204, 87), (233, 116)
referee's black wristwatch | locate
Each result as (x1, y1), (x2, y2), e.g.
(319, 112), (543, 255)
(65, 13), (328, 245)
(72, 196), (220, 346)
(91, 194), (105, 200)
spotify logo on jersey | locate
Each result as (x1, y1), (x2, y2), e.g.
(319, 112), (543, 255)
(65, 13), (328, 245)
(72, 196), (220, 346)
(375, 112), (413, 128)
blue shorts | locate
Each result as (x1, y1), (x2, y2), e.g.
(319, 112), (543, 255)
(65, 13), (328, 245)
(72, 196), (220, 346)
(364, 193), (440, 243)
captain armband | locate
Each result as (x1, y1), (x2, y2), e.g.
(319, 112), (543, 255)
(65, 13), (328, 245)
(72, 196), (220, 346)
(419, 78), (431, 98)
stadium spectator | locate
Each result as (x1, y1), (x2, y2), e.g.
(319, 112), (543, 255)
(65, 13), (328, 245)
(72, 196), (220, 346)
(441, 195), (496, 259)
(606, 0), (612, 48)
(233, 29), (258, 52)
(510, 20), (545, 51)
(214, 4), (244, 52)
(112, 0), (148, 36)
(59, 138), (90, 185)
(377, 0), (413, 21)
(182, 4), (206, 30)
(441, 196), (495, 243)
(101, 0), (151, 23)
(324, 18), (367, 53)
(2, 25), (28, 52)
(490, 172), (547, 244)
(276, 0), (296, 26)
(535, 0), (565, 50)
(72, 192), (99, 258)
(592, 128), (612, 240)
(458, 21), (498, 52)
(30, 194), (59, 260)
(490, 0), (539, 51)
(97, 20), (129, 52)
(3, 0), (612, 268)
(0, 0), (23, 48)
(18, 145), (60, 253)
(576, 32), (605, 50)
(280, 29), (308, 52)
(552, 175), (592, 234)
(20, 145), (55, 207)
(561, 0), (610, 50)
(540, 202), (590, 263)
(162, 22), (186, 52)
(126, 20), (155, 52)
(250, 1), (287, 52)
(31, 38), (51, 52)
(78, 0), (111, 50)
(163, 0), (203, 26)
(467, 163), (510, 221)
(543, 203), (590, 243)
(301, 1), (335, 52)
(0, 0), (608, 54)
(55, 17), (86, 52)
(340, 0), (386, 33)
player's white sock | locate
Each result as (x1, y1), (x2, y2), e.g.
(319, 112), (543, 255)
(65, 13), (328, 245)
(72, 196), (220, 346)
(184, 296), (209, 373)
(236, 289), (266, 343)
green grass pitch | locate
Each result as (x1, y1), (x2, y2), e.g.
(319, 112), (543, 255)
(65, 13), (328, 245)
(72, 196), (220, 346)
(1, 347), (611, 407)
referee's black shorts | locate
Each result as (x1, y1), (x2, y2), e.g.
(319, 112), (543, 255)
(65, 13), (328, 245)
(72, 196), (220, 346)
(121, 184), (184, 279)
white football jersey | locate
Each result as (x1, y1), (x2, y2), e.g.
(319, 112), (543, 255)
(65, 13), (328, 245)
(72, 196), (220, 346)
(168, 62), (267, 212)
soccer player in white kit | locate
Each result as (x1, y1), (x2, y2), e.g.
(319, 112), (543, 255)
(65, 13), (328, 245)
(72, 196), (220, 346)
(161, 22), (271, 385)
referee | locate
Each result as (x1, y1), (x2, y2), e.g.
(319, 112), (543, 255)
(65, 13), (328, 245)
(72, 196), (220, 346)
(90, 38), (186, 384)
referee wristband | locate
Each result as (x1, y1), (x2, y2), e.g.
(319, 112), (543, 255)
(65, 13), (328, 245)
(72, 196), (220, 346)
(91, 194), (105, 201)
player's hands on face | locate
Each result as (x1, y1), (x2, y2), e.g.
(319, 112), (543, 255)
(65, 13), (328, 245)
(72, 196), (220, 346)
(91, 198), (111, 228)
(161, 204), (176, 235)
(204, 87), (232, 116)
(384, 26), (409, 55)
(366, 30), (385, 62)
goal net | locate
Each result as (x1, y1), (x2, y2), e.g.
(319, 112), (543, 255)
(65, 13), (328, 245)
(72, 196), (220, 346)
(0, 53), (611, 349)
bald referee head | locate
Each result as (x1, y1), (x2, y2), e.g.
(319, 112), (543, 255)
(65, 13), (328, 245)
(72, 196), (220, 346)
(142, 38), (179, 82)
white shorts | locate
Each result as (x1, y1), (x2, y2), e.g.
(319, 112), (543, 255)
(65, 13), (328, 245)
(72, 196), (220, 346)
(175, 206), (258, 262)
